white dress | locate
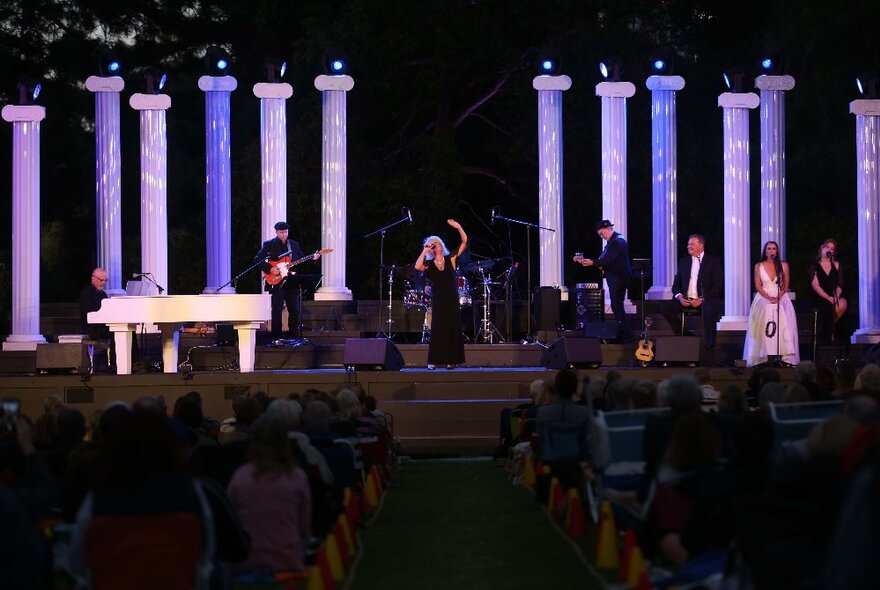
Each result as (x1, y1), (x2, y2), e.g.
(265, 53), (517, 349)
(743, 264), (800, 366)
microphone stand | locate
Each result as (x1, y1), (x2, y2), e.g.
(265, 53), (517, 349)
(137, 273), (165, 295)
(492, 210), (555, 341)
(365, 212), (411, 339)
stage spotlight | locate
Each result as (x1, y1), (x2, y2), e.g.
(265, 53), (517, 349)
(856, 71), (879, 99)
(323, 48), (349, 75)
(537, 48), (561, 75)
(598, 57), (622, 81)
(648, 47), (675, 75)
(722, 68), (745, 92)
(205, 46), (231, 76)
(264, 57), (288, 83)
(144, 68), (168, 94)
(16, 77), (41, 104)
(758, 51), (783, 75)
(94, 46), (122, 77)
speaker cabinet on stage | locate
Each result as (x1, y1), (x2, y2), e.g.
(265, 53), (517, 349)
(36, 343), (89, 373)
(541, 337), (602, 369)
(584, 322), (620, 342)
(343, 338), (405, 371)
(653, 336), (701, 365)
(573, 283), (604, 329)
(534, 287), (561, 331)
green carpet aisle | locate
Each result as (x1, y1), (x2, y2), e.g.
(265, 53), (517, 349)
(348, 460), (604, 590)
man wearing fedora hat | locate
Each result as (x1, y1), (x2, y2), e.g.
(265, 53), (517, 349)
(254, 222), (320, 341)
(574, 219), (632, 342)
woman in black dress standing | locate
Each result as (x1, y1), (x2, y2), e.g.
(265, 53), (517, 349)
(809, 238), (847, 343)
(415, 219), (468, 369)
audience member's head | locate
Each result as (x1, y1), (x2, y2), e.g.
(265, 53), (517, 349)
(173, 395), (204, 429)
(265, 399), (302, 430)
(761, 368), (781, 384)
(666, 374), (702, 412)
(843, 394), (879, 421)
(302, 400), (332, 434)
(632, 379), (658, 409)
(783, 383), (812, 404)
(31, 412), (60, 451)
(834, 359), (857, 393)
(718, 385), (748, 415)
(248, 414), (294, 477)
(233, 396), (262, 427)
(656, 379), (670, 407)
(854, 363), (880, 399)
(336, 389), (362, 421)
(807, 415), (858, 461)
(364, 395), (378, 413)
(665, 412), (720, 471)
(554, 369), (578, 400)
(98, 406), (184, 488)
(795, 361), (818, 384)
(57, 408), (86, 448)
(250, 391), (272, 412)
(43, 394), (65, 415)
(757, 382), (786, 408)
(133, 395), (165, 415)
(606, 377), (637, 410)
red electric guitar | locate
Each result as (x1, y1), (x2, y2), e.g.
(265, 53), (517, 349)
(263, 248), (333, 286)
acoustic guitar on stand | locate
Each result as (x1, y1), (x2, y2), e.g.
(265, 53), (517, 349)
(264, 249), (334, 286)
(635, 316), (654, 366)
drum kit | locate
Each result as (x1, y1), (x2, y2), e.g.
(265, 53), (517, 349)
(397, 257), (510, 343)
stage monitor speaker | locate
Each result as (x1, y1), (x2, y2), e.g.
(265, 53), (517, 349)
(541, 337), (602, 369)
(533, 287), (561, 331)
(573, 284), (604, 329)
(36, 343), (88, 373)
(653, 336), (701, 365)
(584, 322), (620, 342)
(343, 338), (405, 371)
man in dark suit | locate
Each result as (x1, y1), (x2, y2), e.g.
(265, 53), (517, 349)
(575, 219), (632, 342)
(662, 234), (723, 362)
(254, 222), (320, 341)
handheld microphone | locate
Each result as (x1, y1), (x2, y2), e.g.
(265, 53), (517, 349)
(405, 207), (413, 224)
(490, 207), (496, 226)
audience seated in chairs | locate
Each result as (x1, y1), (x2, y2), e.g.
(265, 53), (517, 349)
(227, 413), (312, 574)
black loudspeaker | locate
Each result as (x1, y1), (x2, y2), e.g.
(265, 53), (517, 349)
(584, 322), (620, 341)
(653, 336), (701, 365)
(36, 343), (88, 372)
(343, 338), (405, 371)
(541, 337), (602, 369)
(216, 324), (237, 347)
(534, 287), (561, 331)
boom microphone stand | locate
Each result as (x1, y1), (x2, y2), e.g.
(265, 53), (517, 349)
(365, 207), (413, 339)
(490, 207), (555, 340)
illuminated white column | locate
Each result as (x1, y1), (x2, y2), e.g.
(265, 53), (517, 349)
(199, 75), (237, 294)
(86, 76), (125, 296)
(129, 93), (170, 296)
(756, 75), (795, 257)
(850, 99), (880, 343)
(253, 82), (294, 243)
(718, 92), (760, 331)
(2, 105), (47, 350)
(645, 75), (685, 300)
(313, 74), (354, 301)
(596, 81), (636, 312)
(533, 74), (571, 290)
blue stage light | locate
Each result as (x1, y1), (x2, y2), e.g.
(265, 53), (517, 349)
(723, 72), (731, 89)
(857, 78), (865, 95)
(280, 61), (287, 79)
(158, 73), (167, 91)
(599, 62), (609, 79)
(653, 59), (665, 72)
(598, 57), (622, 81)
(216, 58), (228, 70)
(108, 61), (120, 73)
(16, 77), (42, 104)
(205, 45), (232, 76)
(331, 59), (345, 73)
(32, 83), (41, 101)
(760, 58), (773, 71)
(541, 59), (554, 72)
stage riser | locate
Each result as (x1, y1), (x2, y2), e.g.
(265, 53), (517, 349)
(0, 367), (801, 456)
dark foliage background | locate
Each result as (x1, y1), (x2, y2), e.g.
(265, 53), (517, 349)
(0, 0), (877, 333)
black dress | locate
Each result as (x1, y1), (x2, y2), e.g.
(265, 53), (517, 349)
(425, 257), (465, 365)
(809, 261), (843, 343)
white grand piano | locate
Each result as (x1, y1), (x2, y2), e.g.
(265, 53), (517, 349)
(88, 294), (271, 374)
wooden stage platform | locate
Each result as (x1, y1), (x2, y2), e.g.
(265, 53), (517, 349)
(0, 337), (857, 455)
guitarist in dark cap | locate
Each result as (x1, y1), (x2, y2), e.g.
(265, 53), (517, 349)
(254, 221), (321, 341)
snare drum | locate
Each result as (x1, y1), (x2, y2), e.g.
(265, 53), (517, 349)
(403, 289), (431, 310)
(456, 275), (472, 307)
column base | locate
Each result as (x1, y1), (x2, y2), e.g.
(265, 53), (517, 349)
(646, 286), (673, 301)
(314, 287), (353, 301)
(202, 285), (236, 295)
(851, 329), (880, 344)
(3, 334), (47, 351)
(718, 316), (749, 331)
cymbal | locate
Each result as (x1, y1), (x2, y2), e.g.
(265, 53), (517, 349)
(463, 259), (496, 272)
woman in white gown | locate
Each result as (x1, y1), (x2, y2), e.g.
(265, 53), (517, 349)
(743, 241), (800, 366)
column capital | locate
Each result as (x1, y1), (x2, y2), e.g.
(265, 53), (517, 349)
(532, 75), (572, 91)
(2, 105), (46, 123)
(314, 75), (354, 92)
(129, 94), (171, 110)
(596, 81), (636, 98)
(198, 75), (238, 92)
(85, 76), (125, 93)
(850, 99), (880, 116)
(718, 93), (760, 109)
(646, 75), (685, 91)
(755, 75), (795, 91)
(253, 82), (294, 99)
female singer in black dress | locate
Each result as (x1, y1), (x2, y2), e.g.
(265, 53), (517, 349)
(809, 238), (847, 343)
(415, 219), (468, 369)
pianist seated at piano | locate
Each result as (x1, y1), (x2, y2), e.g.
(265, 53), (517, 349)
(254, 221), (323, 341)
(78, 267), (115, 371)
